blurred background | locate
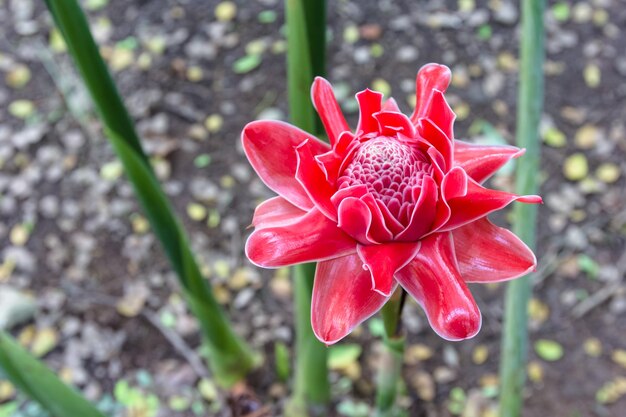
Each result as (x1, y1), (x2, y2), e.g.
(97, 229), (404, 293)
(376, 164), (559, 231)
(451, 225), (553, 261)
(0, 0), (625, 416)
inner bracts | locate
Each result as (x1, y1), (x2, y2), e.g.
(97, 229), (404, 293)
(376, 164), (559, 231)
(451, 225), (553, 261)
(337, 137), (433, 226)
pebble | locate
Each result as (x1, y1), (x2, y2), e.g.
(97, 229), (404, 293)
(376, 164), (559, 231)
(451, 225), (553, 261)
(0, 286), (36, 331)
(233, 288), (255, 309)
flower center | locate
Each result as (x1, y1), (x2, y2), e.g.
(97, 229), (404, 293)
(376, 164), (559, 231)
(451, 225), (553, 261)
(337, 138), (432, 226)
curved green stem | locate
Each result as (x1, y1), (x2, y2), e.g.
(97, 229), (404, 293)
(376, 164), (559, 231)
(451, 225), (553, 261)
(499, 0), (545, 415)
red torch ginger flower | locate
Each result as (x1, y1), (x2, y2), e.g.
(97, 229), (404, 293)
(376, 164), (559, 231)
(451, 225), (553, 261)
(242, 64), (541, 345)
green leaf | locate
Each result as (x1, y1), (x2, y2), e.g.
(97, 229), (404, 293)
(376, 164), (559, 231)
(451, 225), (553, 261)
(0, 332), (106, 417)
(274, 342), (290, 382)
(232, 55), (261, 74)
(43, 0), (257, 387)
(534, 339), (564, 361)
(328, 344), (362, 370)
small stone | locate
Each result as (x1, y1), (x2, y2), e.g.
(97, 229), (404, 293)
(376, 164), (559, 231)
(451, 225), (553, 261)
(472, 345), (489, 365)
(6, 64), (31, 89)
(31, 327), (59, 357)
(10, 224), (30, 246)
(405, 343), (434, 364)
(596, 163), (620, 183)
(215, 1), (237, 22)
(583, 337), (603, 357)
(343, 25), (359, 44)
(204, 114), (224, 133)
(9, 100), (35, 119)
(186, 203), (207, 221)
(494, 1), (518, 24)
(527, 361), (544, 383)
(0, 286), (37, 330)
(574, 124), (601, 149)
(584, 64), (601, 88)
(233, 288), (255, 309)
(563, 153), (588, 181)
(372, 78), (391, 96)
(543, 127), (567, 148)
(411, 371), (435, 401)
(611, 349), (626, 369)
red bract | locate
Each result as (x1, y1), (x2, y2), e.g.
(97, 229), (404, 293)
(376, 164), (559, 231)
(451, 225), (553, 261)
(243, 64), (542, 345)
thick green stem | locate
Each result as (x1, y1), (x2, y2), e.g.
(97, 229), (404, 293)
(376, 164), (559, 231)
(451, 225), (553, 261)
(284, 0), (329, 415)
(286, 264), (330, 417)
(44, 0), (258, 387)
(499, 0), (545, 416)
(375, 290), (406, 416)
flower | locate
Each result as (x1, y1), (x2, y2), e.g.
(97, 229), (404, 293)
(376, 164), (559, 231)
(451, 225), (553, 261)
(242, 64), (541, 345)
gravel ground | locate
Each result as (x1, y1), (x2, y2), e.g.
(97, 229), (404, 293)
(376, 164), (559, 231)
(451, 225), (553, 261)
(0, 0), (625, 416)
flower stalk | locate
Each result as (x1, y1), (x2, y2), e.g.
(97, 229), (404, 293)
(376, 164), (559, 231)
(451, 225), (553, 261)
(499, 0), (545, 415)
(375, 290), (406, 416)
(284, 0), (330, 415)
(44, 0), (258, 387)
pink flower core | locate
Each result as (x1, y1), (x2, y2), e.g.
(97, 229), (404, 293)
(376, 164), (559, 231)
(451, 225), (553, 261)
(338, 138), (432, 226)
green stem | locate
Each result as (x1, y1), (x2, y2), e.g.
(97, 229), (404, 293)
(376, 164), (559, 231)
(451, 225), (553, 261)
(284, 0), (329, 415)
(286, 264), (330, 417)
(499, 0), (545, 416)
(44, 0), (258, 387)
(375, 289), (406, 416)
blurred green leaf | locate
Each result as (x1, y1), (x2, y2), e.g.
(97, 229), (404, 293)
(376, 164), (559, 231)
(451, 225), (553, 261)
(274, 342), (291, 382)
(0, 332), (106, 417)
(232, 55), (261, 74)
(534, 339), (564, 361)
(44, 0), (257, 387)
(328, 344), (362, 370)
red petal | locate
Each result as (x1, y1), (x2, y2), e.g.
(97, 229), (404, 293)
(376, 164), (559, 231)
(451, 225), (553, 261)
(419, 118), (453, 171)
(373, 111), (417, 137)
(410, 64), (452, 124)
(251, 197), (307, 228)
(396, 233), (481, 341)
(311, 77), (350, 146)
(441, 167), (468, 200)
(295, 139), (337, 221)
(454, 140), (526, 183)
(423, 90), (455, 139)
(382, 97), (401, 112)
(337, 197), (372, 244)
(357, 242), (420, 296)
(396, 175), (438, 241)
(452, 218), (536, 282)
(246, 208), (355, 267)
(441, 178), (542, 232)
(312, 253), (392, 345)
(356, 89), (383, 135)
(242, 121), (329, 210)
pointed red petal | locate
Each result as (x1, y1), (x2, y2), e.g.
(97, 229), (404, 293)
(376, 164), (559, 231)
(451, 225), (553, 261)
(242, 121), (329, 210)
(312, 253), (392, 345)
(251, 197), (307, 228)
(454, 140), (526, 183)
(452, 218), (536, 282)
(441, 177), (542, 232)
(423, 90), (455, 139)
(295, 139), (337, 221)
(357, 242), (420, 296)
(311, 77), (350, 146)
(396, 233), (481, 341)
(382, 97), (401, 112)
(246, 208), (355, 267)
(356, 89), (383, 135)
(410, 64), (452, 124)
